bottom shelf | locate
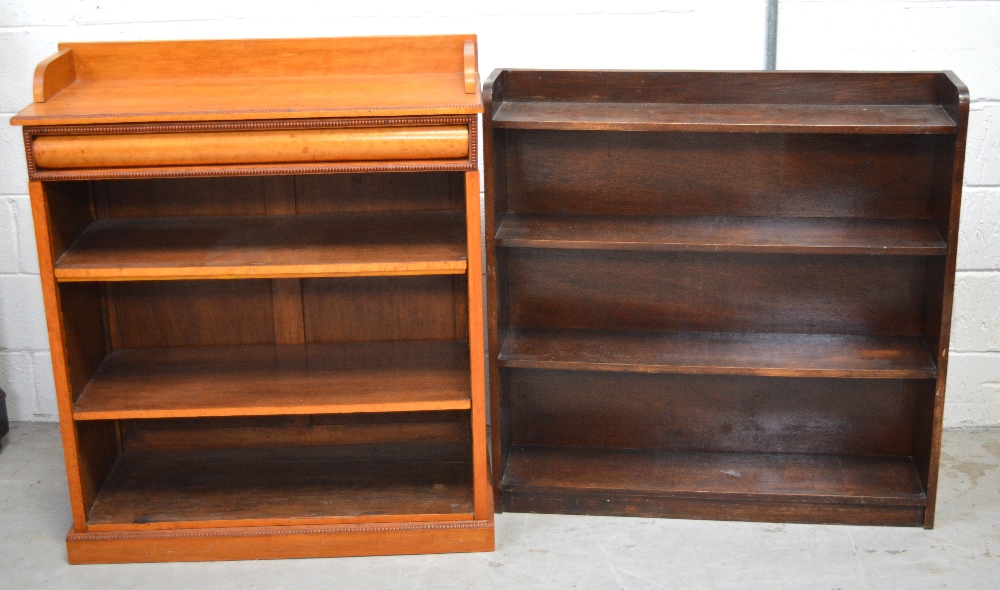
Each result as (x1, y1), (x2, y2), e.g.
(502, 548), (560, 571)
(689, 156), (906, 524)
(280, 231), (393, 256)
(500, 445), (927, 526)
(88, 442), (474, 531)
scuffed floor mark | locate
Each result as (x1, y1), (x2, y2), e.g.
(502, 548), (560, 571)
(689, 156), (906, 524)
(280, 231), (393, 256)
(941, 453), (997, 487)
(947, 458), (996, 487)
(982, 441), (1000, 460)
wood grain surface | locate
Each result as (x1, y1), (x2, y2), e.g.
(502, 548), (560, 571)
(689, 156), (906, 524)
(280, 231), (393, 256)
(497, 214), (948, 255)
(87, 442), (473, 530)
(33, 126), (469, 169)
(499, 328), (937, 379)
(493, 101), (956, 133)
(55, 211), (468, 281)
(13, 36), (483, 125)
(73, 341), (471, 420)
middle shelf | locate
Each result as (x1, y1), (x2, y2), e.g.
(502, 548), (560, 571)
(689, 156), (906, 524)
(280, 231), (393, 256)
(73, 340), (471, 420)
(54, 210), (468, 282)
(498, 328), (937, 379)
(496, 214), (947, 255)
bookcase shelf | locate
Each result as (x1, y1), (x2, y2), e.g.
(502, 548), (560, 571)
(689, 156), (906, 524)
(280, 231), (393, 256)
(14, 36), (493, 564)
(73, 341), (471, 421)
(497, 214), (948, 255)
(498, 328), (938, 380)
(492, 100), (957, 134)
(55, 211), (468, 282)
(501, 446), (927, 525)
(87, 442), (474, 531)
(484, 69), (968, 528)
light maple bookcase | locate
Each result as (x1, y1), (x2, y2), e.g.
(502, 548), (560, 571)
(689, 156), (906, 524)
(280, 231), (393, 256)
(11, 35), (493, 564)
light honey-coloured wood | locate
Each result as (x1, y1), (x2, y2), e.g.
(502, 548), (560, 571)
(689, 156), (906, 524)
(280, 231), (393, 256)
(33, 48), (76, 102)
(67, 521), (494, 564)
(14, 35), (491, 564)
(28, 182), (90, 533)
(14, 36), (483, 125)
(464, 40), (478, 94)
(464, 171), (494, 520)
(34, 126), (469, 169)
(52, 212), (468, 282)
(72, 341), (472, 421)
(64, 36), (474, 80)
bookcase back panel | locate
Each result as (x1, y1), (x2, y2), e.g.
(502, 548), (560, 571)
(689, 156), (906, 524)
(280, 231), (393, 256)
(507, 249), (928, 335)
(120, 411), (471, 451)
(97, 276), (466, 350)
(496, 70), (946, 106)
(303, 276), (467, 343)
(507, 369), (930, 457)
(90, 172), (463, 219)
(93, 177), (269, 218)
(505, 130), (940, 218)
(111, 280), (278, 348)
(295, 172), (465, 213)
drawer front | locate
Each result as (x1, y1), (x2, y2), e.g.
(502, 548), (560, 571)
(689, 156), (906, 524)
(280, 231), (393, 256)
(32, 125), (470, 169)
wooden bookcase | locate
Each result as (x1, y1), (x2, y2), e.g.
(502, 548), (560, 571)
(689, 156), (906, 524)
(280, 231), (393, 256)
(483, 70), (968, 527)
(11, 36), (493, 563)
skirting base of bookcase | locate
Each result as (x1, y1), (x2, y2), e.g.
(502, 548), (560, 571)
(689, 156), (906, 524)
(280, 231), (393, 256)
(502, 492), (927, 528)
(66, 519), (495, 564)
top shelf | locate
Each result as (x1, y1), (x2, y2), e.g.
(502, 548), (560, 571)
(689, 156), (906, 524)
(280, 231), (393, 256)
(12, 36), (483, 126)
(486, 70), (966, 135)
(491, 101), (957, 134)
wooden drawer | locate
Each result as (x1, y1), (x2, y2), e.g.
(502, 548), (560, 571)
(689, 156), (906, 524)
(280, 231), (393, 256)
(31, 125), (470, 169)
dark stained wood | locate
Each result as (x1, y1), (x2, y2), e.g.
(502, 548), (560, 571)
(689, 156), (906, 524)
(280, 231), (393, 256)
(507, 249), (929, 336)
(921, 73), (970, 529)
(484, 69), (967, 526)
(73, 341), (471, 420)
(507, 369), (924, 455)
(302, 275), (467, 343)
(502, 445), (926, 506)
(93, 176), (268, 218)
(112, 280), (276, 349)
(498, 214), (947, 255)
(120, 411), (471, 452)
(87, 442), (473, 530)
(54, 211), (468, 281)
(504, 491), (925, 527)
(499, 328), (937, 379)
(506, 130), (938, 219)
(494, 70), (948, 107)
(295, 172), (464, 213)
(271, 279), (305, 344)
(493, 101), (956, 134)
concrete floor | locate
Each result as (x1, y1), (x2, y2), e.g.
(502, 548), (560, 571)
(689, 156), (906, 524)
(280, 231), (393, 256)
(1, 424), (999, 589)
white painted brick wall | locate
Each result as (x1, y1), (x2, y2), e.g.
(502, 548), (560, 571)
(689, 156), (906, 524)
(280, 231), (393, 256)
(778, 0), (1000, 427)
(1, 0), (999, 428)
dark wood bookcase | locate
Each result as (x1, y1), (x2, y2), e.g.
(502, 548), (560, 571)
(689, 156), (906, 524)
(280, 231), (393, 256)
(483, 70), (969, 527)
(12, 36), (493, 563)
